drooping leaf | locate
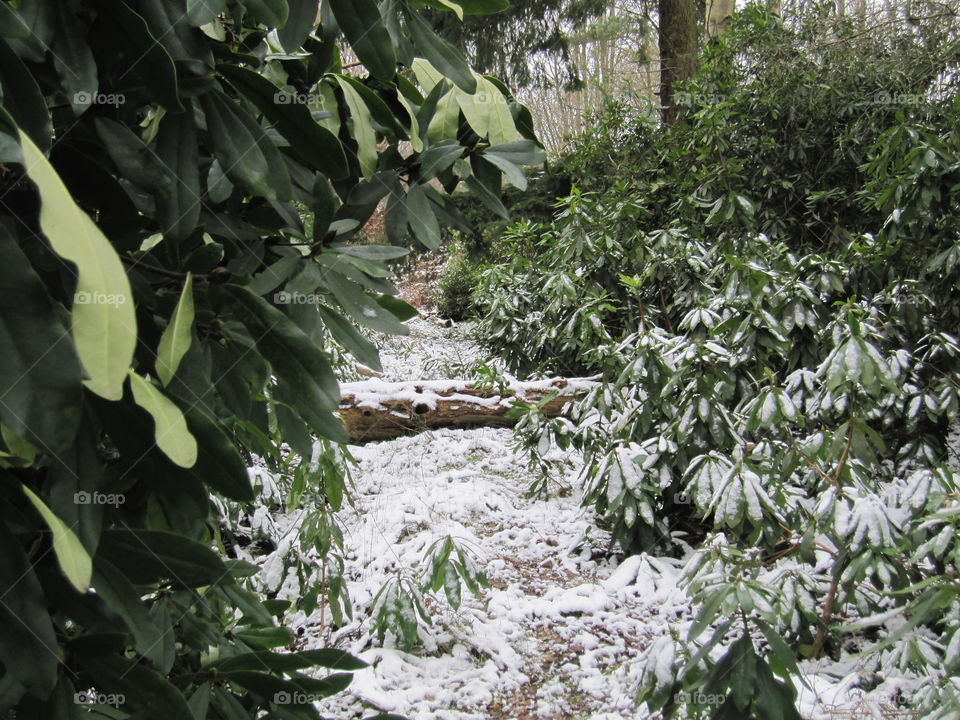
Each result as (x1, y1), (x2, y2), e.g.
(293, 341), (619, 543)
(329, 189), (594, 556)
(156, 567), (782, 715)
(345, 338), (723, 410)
(218, 65), (348, 179)
(0, 224), (82, 453)
(128, 371), (198, 468)
(21, 485), (93, 593)
(156, 273), (195, 387)
(405, 10), (476, 93)
(278, 0), (317, 50)
(0, 39), (52, 151)
(0, 522), (59, 697)
(16, 125), (137, 401)
(335, 76), (379, 178)
(328, 0), (396, 81)
(50, 0), (98, 115)
(156, 108), (202, 241)
(405, 183), (441, 249)
(97, 528), (230, 588)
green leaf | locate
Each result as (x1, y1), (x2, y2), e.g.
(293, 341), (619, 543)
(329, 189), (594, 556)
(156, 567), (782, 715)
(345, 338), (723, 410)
(241, 0), (289, 27)
(224, 285), (345, 440)
(0, 522), (58, 697)
(405, 183), (441, 249)
(324, 270), (409, 334)
(0, 3), (31, 38)
(96, 1), (183, 112)
(317, 305), (382, 371)
(156, 108), (202, 241)
(97, 528), (230, 588)
(92, 556), (166, 665)
(50, 0), (98, 115)
(405, 11), (476, 93)
(156, 274), (195, 387)
(328, 0), (396, 81)
(0, 39), (52, 151)
(464, 175), (508, 219)
(201, 90), (288, 200)
(375, 294), (418, 321)
(77, 651), (193, 717)
(443, 561), (461, 609)
(476, 77), (519, 144)
(335, 76), (379, 178)
(186, 0), (227, 25)
(0, 224), (82, 453)
(21, 484), (93, 593)
(278, 0), (317, 50)
(218, 65), (348, 179)
(426, 87), (461, 143)
(128, 371), (198, 468)
(479, 148), (527, 189)
(214, 649), (367, 674)
(17, 126), (137, 401)
(180, 402), (256, 500)
(418, 141), (464, 182)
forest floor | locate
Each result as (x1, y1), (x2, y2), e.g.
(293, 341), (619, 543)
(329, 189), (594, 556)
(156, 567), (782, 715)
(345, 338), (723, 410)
(300, 314), (916, 720)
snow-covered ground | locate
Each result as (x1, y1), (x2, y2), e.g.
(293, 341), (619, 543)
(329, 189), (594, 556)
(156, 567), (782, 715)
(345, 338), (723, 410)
(268, 316), (920, 720)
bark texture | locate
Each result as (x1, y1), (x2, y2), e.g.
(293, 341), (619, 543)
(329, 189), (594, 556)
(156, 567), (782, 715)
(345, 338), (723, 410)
(658, 0), (699, 126)
(338, 377), (598, 443)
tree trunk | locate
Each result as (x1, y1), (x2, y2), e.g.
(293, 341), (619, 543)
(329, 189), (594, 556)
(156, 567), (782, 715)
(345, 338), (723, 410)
(707, 0), (735, 38)
(338, 377), (599, 443)
(659, 0), (699, 126)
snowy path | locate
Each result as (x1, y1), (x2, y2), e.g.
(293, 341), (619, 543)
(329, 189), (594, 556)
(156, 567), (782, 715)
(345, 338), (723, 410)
(303, 317), (685, 719)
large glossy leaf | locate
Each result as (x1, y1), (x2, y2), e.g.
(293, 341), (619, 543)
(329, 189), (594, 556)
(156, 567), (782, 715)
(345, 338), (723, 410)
(405, 8), (476, 93)
(0, 40), (52, 151)
(200, 91), (284, 199)
(21, 485), (93, 593)
(179, 401), (255, 501)
(335, 77), (378, 178)
(242, 0), (289, 27)
(317, 305), (382, 371)
(278, 0), (317, 50)
(78, 650), (193, 717)
(0, 224), (82, 453)
(405, 183), (441, 249)
(324, 269), (409, 334)
(156, 108), (202, 241)
(218, 65), (348, 179)
(96, 0), (183, 112)
(156, 273), (195, 387)
(224, 283), (342, 415)
(92, 556), (166, 664)
(0, 522), (58, 697)
(51, 0), (98, 115)
(17, 126), (137, 401)
(328, 0), (396, 81)
(128, 371), (198, 468)
(97, 528), (230, 588)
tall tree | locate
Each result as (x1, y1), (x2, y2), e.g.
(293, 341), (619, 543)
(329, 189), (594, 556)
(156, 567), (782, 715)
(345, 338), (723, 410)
(430, 0), (609, 88)
(659, 0), (699, 124)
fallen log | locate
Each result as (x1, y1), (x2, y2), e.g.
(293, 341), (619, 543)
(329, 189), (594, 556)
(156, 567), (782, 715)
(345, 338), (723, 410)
(337, 377), (599, 443)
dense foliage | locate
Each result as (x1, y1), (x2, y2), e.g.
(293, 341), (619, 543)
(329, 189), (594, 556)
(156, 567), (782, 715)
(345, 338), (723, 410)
(0, 0), (540, 717)
(474, 4), (960, 717)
